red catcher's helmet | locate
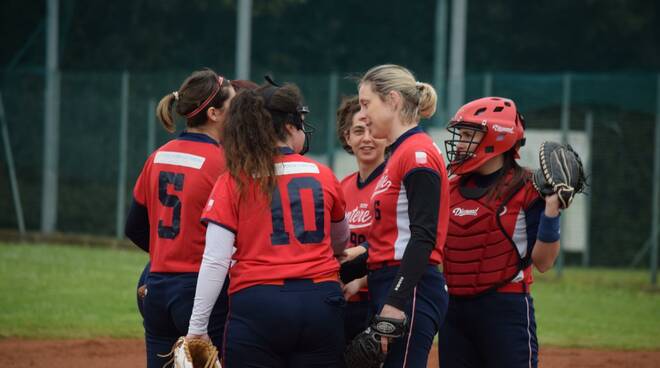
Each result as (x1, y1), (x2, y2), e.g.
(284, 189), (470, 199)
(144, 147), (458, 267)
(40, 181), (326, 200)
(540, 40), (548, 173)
(444, 97), (526, 175)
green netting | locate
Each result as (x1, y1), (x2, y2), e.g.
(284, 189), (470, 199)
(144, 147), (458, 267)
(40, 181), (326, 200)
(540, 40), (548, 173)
(0, 71), (658, 267)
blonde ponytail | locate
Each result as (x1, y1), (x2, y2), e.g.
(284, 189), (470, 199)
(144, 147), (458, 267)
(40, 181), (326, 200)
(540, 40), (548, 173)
(417, 82), (437, 119)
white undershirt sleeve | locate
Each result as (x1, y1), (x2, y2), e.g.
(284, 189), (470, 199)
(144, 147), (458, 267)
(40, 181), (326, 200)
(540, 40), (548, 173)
(187, 223), (235, 335)
(330, 217), (349, 256)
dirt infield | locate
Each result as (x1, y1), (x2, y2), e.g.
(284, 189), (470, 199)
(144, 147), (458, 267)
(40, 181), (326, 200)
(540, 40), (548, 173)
(1, 338), (658, 367)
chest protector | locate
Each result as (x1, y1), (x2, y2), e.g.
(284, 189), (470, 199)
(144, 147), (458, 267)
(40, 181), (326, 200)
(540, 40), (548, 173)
(444, 174), (533, 296)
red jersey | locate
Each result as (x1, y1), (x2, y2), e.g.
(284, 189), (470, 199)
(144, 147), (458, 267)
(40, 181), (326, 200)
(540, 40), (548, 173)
(340, 163), (385, 300)
(367, 127), (449, 267)
(201, 149), (346, 294)
(341, 163), (385, 248)
(132, 132), (225, 273)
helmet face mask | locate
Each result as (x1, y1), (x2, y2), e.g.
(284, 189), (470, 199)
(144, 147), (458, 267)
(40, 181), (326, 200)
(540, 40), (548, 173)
(298, 108), (314, 155)
(263, 75), (314, 155)
(444, 97), (525, 175)
(444, 123), (486, 173)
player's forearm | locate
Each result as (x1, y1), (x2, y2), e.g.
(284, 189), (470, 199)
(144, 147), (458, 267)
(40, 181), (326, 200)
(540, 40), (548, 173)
(340, 252), (368, 284)
(532, 240), (560, 272)
(532, 210), (561, 273)
(330, 217), (349, 255)
(124, 199), (150, 252)
(188, 223), (233, 335)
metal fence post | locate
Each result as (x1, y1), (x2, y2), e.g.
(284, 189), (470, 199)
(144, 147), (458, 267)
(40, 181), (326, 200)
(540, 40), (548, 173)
(433, 0), (449, 126)
(326, 72), (339, 170)
(116, 71), (130, 239)
(583, 110), (593, 267)
(651, 74), (660, 285)
(557, 73), (571, 277)
(0, 92), (26, 235)
(483, 72), (493, 96)
(41, 0), (60, 234)
(147, 98), (156, 156)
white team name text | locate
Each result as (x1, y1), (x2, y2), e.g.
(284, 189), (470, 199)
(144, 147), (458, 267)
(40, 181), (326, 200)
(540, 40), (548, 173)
(452, 207), (480, 216)
(492, 124), (514, 134)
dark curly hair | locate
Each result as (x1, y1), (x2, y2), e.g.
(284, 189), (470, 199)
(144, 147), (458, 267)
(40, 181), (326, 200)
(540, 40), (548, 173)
(336, 96), (361, 154)
(223, 83), (305, 197)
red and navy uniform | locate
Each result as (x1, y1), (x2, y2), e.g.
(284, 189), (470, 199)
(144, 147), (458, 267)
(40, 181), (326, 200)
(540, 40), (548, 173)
(438, 169), (546, 368)
(340, 163), (385, 343)
(201, 147), (346, 367)
(366, 126), (450, 368)
(125, 132), (229, 368)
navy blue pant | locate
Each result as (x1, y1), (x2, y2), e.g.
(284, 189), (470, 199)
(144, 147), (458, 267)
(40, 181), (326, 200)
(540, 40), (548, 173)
(143, 272), (229, 368)
(224, 280), (346, 368)
(136, 261), (150, 318)
(344, 299), (371, 345)
(368, 265), (448, 368)
(438, 292), (538, 368)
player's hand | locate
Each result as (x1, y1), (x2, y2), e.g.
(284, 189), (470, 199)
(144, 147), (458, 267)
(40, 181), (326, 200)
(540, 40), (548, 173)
(378, 304), (406, 353)
(337, 245), (367, 264)
(544, 193), (560, 217)
(342, 276), (367, 299)
(185, 333), (210, 342)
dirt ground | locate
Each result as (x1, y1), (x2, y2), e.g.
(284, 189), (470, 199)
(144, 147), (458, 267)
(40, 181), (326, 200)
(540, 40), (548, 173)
(1, 338), (658, 367)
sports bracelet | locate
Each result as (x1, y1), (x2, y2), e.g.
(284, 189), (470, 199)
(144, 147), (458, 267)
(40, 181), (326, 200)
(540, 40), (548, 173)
(537, 212), (561, 243)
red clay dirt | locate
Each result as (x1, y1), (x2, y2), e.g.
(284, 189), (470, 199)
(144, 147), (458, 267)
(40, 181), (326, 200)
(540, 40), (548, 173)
(0, 338), (658, 367)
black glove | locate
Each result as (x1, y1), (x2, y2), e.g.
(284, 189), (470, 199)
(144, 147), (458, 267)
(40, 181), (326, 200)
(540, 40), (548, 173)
(344, 315), (408, 368)
(532, 141), (587, 209)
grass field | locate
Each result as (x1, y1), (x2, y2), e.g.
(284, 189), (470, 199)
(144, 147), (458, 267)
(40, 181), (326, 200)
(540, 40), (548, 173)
(1, 242), (659, 350)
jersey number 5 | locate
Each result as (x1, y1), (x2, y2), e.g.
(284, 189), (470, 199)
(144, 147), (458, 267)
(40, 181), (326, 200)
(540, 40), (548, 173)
(158, 171), (184, 239)
(270, 177), (325, 245)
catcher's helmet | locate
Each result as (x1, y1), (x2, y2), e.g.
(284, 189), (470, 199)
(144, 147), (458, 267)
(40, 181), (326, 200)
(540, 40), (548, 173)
(444, 97), (526, 175)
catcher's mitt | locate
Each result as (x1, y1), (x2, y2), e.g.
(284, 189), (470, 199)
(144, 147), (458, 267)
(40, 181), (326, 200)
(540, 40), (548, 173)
(137, 284), (147, 300)
(160, 337), (221, 368)
(345, 315), (408, 368)
(532, 141), (586, 209)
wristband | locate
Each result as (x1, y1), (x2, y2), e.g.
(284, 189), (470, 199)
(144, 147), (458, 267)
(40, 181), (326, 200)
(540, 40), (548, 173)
(537, 212), (560, 243)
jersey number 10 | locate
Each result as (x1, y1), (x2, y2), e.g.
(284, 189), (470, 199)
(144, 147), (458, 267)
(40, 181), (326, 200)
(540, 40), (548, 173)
(270, 177), (325, 245)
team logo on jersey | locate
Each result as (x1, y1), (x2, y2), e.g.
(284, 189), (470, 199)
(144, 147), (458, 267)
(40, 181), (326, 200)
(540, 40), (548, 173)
(452, 207), (479, 217)
(371, 172), (392, 198)
(204, 199), (215, 212)
(346, 203), (372, 229)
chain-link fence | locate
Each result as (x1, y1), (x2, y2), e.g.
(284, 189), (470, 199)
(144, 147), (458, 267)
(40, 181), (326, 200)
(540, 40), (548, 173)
(1, 70), (659, 270)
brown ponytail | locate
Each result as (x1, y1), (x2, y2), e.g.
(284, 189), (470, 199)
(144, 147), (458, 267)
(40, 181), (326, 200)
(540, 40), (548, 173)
(156, 92), (177, 133)
(155, 69), (233, 133)
(486, 149), (532, 201)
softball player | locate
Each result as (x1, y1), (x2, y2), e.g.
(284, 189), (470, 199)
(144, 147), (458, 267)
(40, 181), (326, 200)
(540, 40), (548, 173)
(336, 96), (387, 343)
(345, 64), (450, 367)
(133, 79), (258, 318)
(186, 82), (349, 367)
(125, 69), (235, 368)
(438, 97), (561, 368)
